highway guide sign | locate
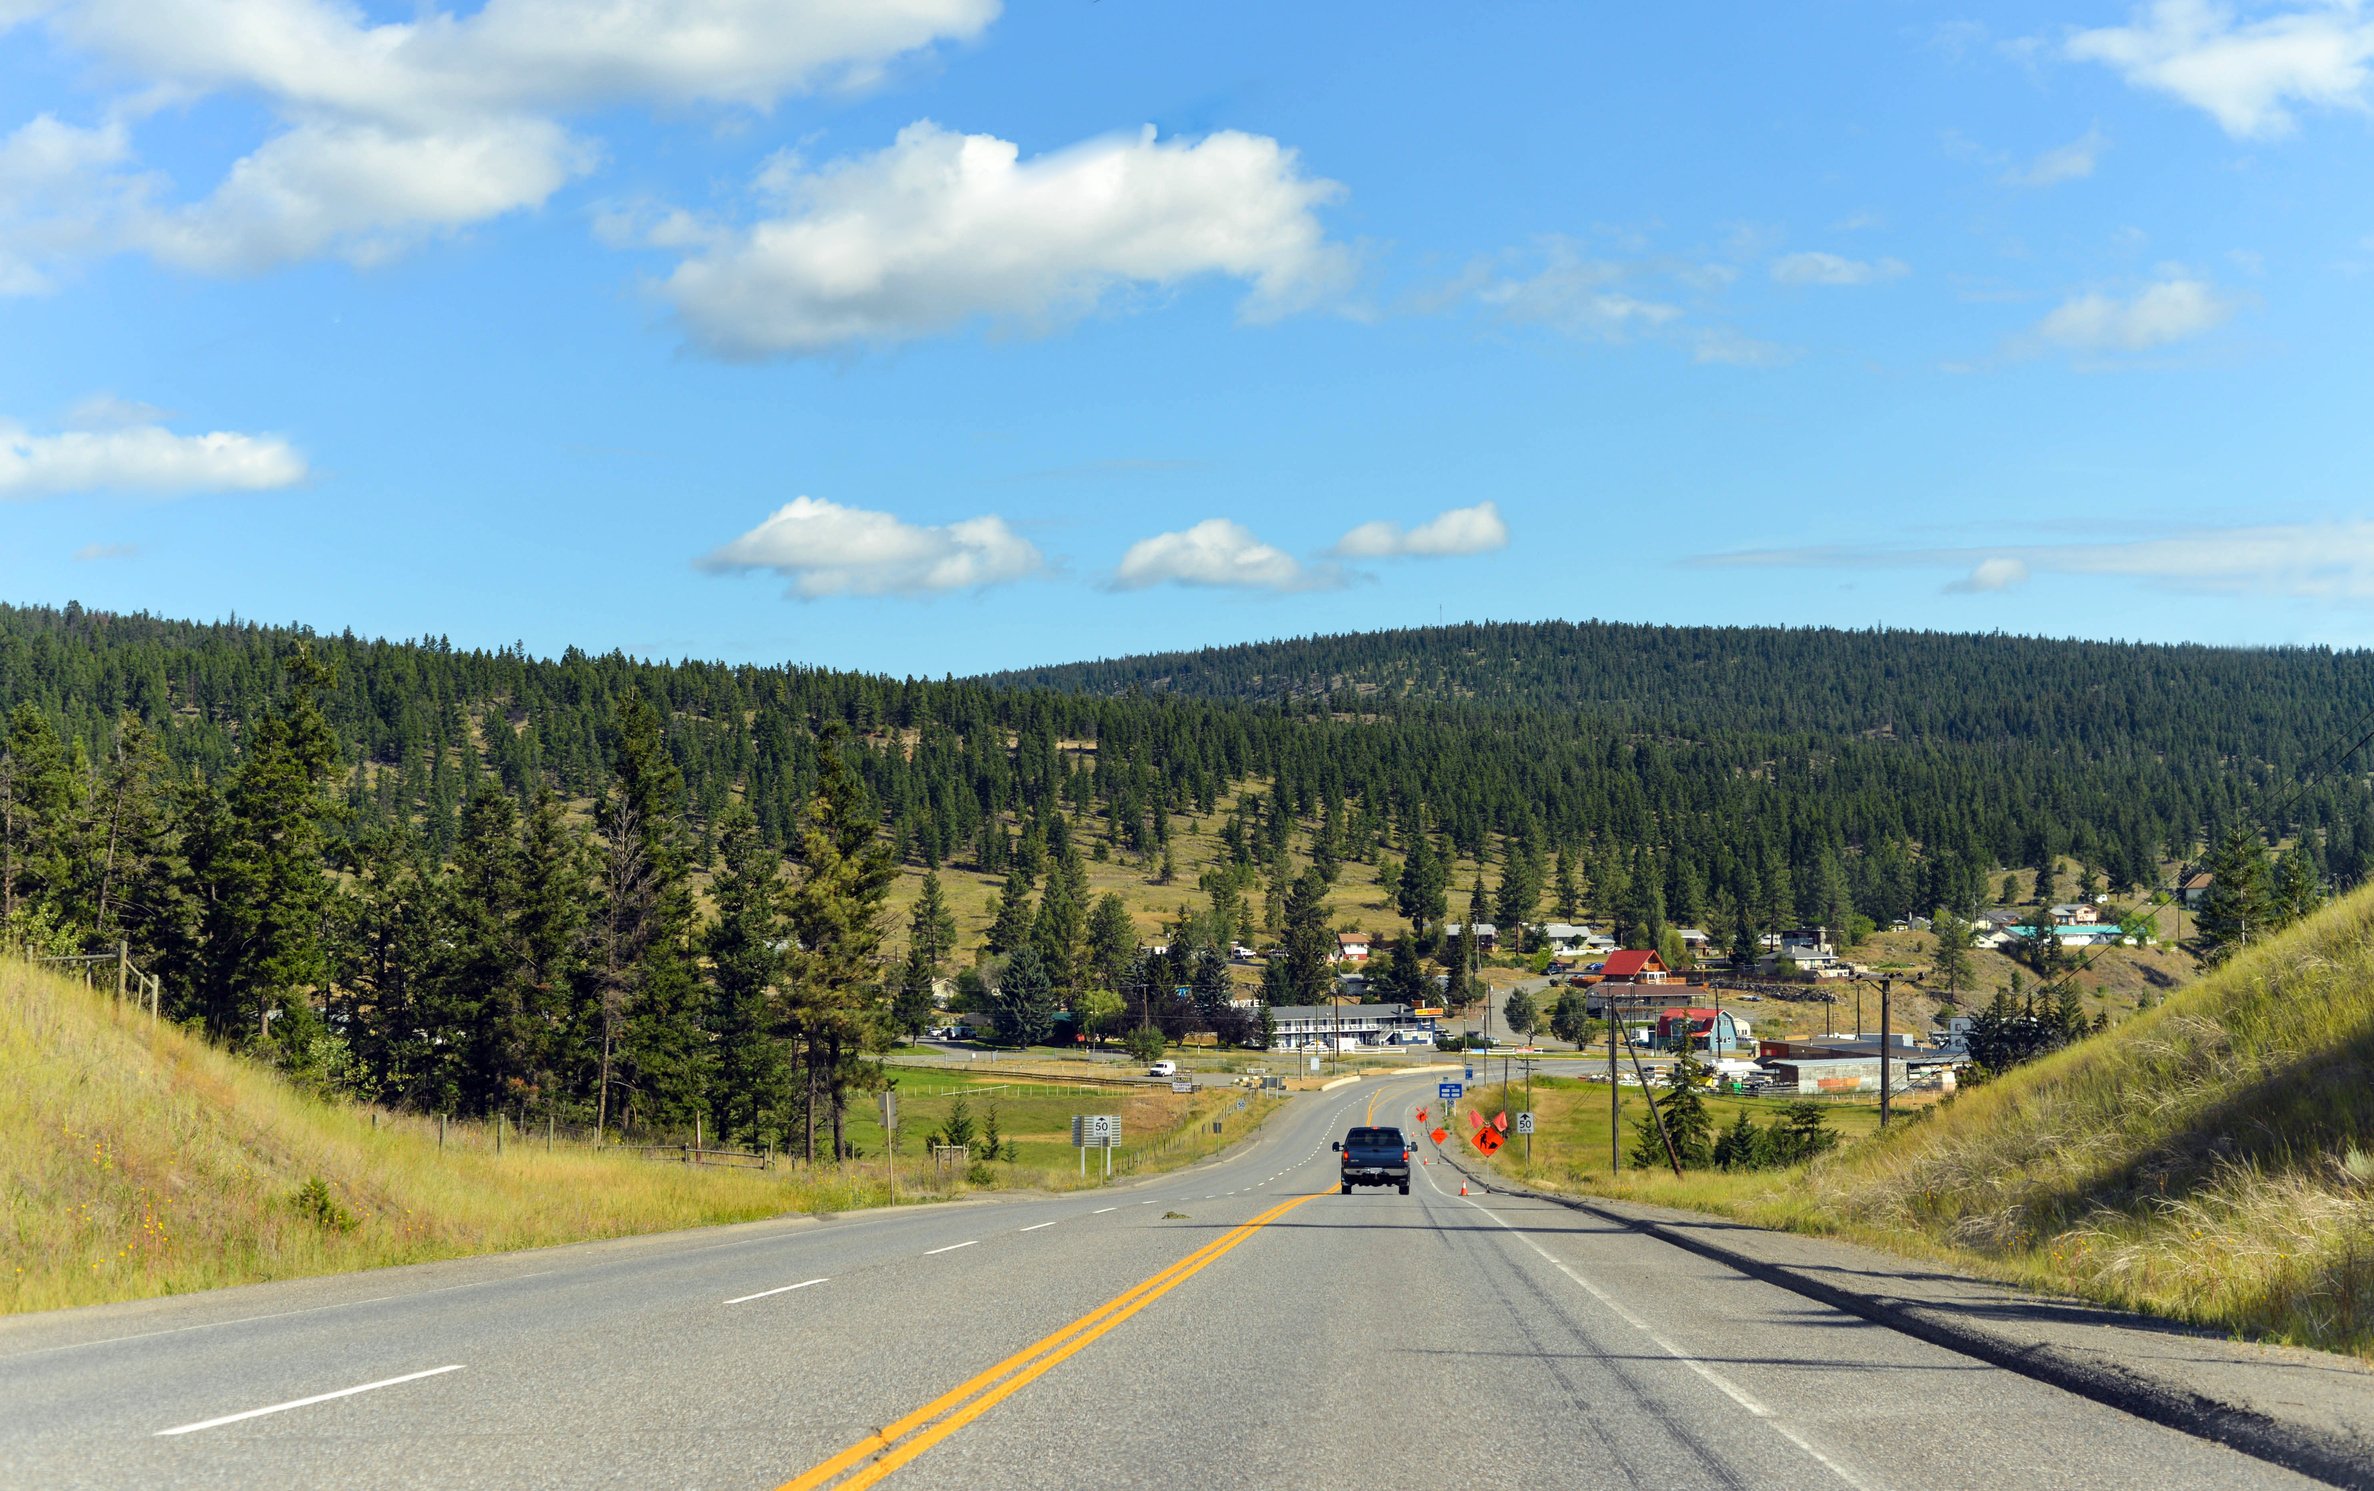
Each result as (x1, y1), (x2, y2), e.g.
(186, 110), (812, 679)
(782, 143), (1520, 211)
(1438, 1082), (1463, 1103)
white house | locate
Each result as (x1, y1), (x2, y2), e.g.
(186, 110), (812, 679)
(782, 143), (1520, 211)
(1538, 922), (1595, 954)
(1444, 921), (1499, 950)
(1335, 932), (1371, 963)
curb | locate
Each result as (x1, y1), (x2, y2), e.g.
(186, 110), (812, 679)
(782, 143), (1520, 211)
(1431, 1144), (2372, 1490)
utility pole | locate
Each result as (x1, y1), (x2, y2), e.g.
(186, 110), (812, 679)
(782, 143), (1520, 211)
(1608, 1004), (1620, 1174)
(1877, 977), (1893, 1129)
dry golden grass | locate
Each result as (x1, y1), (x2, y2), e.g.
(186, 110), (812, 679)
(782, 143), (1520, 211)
(1, 961), (888, 1314)
(0, 960), (1305, 1314)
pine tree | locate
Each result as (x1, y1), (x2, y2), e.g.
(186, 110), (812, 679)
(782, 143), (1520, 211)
(1930, 910), (1971, 1005)
(1551, 845), (1581, 920)
(195, 650), (342, 1046)
(595, 693), (706, 1139)
(1502, 986), (1537, 1039)
(1280, 869), (1335, 1005)
(1085, 892), (1136, 990)
(985, 864), (1035, 956)
(705, 805), (786, 1146)
(1190, 946), (1233, 1027)
(991, 946), (1058, 1047)
(909, 870), (958, 972)
(783, 725), (896, 1160)
(2195, 828), (2273, 965)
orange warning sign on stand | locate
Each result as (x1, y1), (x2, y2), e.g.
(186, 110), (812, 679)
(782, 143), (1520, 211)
(1472, 1127), (1504, 1157)
(1429, 1127), (1448, 1145)
(1415, 1107), (1428, 1123)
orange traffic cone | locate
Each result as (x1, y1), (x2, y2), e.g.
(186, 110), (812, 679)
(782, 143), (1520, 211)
(1459, 1183), (1468, 1195)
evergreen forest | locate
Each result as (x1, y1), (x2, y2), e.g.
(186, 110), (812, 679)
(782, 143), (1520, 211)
(3, 601), (2367, 1152)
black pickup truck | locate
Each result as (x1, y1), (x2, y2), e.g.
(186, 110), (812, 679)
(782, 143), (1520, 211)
(1333, 1125), (1412, 1194)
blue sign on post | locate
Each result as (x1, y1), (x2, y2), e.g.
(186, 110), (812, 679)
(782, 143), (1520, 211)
(1438, 1081), (1463, 1103)
(1464, 1066), (1475, 1082)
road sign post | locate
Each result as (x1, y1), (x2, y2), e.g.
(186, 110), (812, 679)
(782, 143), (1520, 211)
(1070, 1115), (1122, 1180)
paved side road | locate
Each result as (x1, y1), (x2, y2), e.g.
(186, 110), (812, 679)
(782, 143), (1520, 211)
(0, 1076), (2334, 1490)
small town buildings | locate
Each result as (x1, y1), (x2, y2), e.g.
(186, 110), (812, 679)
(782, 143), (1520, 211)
(2180, 872), (2215, 909)
(1444, 921), (1499, 950)
(2049, 903), (2102, 925)
(1674, 927), (1711, 952)
(1266, 1002), (1434, 1048)
(1335, 932), (1371, 963)
(1652, 1006), (1753, 1056)
(1596, 949), (1671, 983)
(1538, 922), (1595, 954)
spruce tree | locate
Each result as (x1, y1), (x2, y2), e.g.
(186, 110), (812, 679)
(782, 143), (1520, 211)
(705, 805), (786, 1145)
(783, 725), (896, 1160)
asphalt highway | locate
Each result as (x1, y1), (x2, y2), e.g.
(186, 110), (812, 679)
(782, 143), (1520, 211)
(0, 1074), (2323, 1490)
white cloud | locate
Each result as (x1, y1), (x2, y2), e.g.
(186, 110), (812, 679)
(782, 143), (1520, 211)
(0, 417), (308, 497)
(1946, 557), (2031, 592)
(134, 115), (592, 272)
(1333, 501), (1510, 559)
(2067, 0), (2374, 138)
(12, 0), (998, 273)
(1111, 518), (1322, 591)
(1771, 251), (1910, 286)
(655, 122), (1347, 357)
(1702, 521), (2374, 603)
(2034, 275), (2236, 350)
(0, 112), (131, 293)
(1460, 240), (1684, 339)
(72, 542), (137, 561)
(2006, 127), (2109, 186)
(700, 495), (1042, 597)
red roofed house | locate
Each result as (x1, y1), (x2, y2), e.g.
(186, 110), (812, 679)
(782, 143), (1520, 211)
(1598, 949), (1670, 984)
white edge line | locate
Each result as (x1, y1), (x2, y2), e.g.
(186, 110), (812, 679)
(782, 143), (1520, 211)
(723, 1278), (828, 1305)
(925, 1240), (978, 1256)
(1019, 1221), (1059, 1233)
(156, 1365), (464, 1436)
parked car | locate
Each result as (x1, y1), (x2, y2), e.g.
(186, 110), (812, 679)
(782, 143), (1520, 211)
(1148, 1060), (1177, 1077)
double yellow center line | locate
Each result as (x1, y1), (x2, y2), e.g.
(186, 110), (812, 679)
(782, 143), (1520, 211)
(778, 1189), (1326, 1490)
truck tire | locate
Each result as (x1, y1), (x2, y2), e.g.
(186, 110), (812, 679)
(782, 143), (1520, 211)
(1398, 1181), (1409, 1195)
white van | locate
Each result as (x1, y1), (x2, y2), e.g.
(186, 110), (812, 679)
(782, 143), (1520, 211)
(1148, 1060), (1177, 1077)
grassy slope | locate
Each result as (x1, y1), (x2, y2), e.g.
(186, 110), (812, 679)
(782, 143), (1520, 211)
(0, 960), (829, 1314)
(1472, 883), (2374, 1356)
(1, 959), (1300, 1315)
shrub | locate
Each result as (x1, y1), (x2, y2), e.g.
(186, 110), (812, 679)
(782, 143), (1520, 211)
(291, 1176), (359, 1233)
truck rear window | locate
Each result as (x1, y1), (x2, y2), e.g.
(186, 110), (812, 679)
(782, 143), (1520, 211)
(1346, 1128), (1404, 1146)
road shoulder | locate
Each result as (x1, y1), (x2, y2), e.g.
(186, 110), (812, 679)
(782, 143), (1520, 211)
(1430, 1141), (2374, 1490)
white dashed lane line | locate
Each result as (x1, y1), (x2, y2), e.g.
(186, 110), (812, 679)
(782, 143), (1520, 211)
(723, 1278), (827, 1305)
(924, 1241), (977, 1256)
(156, 1366), (465, 1437)
(1018, 1221), (1058, 1233)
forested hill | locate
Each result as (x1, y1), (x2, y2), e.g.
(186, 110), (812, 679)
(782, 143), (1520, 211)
(984, 618), (2374, 762)
(2, 597), (2368, 1142)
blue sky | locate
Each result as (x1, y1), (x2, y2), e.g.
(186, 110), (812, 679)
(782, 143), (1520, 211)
(4, 1), (2373, 675)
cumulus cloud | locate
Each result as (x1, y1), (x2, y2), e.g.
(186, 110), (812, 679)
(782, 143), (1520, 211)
(2006, 127), (2109, 186)
(1700, 521), (2374, 604)
(2067, 0), (2374, 138)
(1111, 518), (1327, 592)
(0, 416), (309, 497)
(654, 122), (1348, 357)
(1771, 251), (1909, 286)
(10, 0), (998, 273)
(1333, 501), (1510, 559)
(699, 495), (1042, 598)
(1946, 557), (2031, 593)
(0, 112), (131, 293)
(2034, 275), (2236, 351)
